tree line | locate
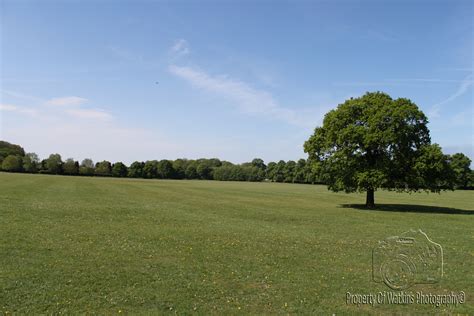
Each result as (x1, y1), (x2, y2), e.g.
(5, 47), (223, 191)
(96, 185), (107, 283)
(0, 141), (323, 184)
(0, 140), (472, 189)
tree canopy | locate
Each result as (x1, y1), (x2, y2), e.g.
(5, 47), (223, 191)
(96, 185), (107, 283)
(0, 137), (470, 193)
(450, 153), (472, 189)
(304, 92), (455, 208)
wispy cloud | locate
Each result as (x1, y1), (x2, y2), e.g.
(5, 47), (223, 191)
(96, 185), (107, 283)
(0, 103), (38, 116)
(66, 108), (112, 121)
(169, 64), (327, 127)
(0, 104), (17, 111)
(1, 93), (112, 122)
(429, 74), (473, 118)
(170, 39), (190, 58)
(46, 96), (88, 106)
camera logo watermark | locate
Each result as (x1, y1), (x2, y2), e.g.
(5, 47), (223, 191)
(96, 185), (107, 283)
(372, 229), (443, 290)
(345, 230), (466, 307)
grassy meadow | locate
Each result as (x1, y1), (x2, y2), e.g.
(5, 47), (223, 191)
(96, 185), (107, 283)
(0, 172), (473, 314)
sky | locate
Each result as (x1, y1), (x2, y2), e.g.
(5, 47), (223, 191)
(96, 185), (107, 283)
(0, 0), (472, 165)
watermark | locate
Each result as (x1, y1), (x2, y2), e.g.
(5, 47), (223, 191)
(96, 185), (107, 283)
(344, 229), (466, 307)
(372, 229), (443, 290)
(346, 291), (466, 307)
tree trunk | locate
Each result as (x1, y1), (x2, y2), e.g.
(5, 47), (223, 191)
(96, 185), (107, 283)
(366, 188), (375, 208)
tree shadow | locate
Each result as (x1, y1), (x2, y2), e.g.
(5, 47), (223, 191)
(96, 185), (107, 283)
(340, 204), (474, 215)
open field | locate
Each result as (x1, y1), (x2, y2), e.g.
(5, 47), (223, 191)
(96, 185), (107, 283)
(0, 172), (473, 314)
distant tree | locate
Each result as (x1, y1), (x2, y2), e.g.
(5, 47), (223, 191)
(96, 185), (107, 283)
(185, 162), (198, 179)
(293, 159), (307, 183)
(412, 144), (455, 190)
(46, 154), (63, 174)
(213, 165), (232, 181)
(449, 153), (472, 189)
(112, 162), (128, 177)
(266, 162), (276, 181)
(304, 91), (454, 208)
(273, 160), (286, 182)
(172, 159), (187, 179)
(0, 141), (25, 164)
(196, 159), (213, 180)
(95, 160), (112, 176)
(157, 160), (174, 179)
(143, 160), (158, 178)
(251, 158), (266, 170)
(128, 161), (144, 178)
(284, 160), (296, 183)
(304, 160), (321, 184)
(208, 158), (222, 168)
(79, 158), (95, 176)
(1, 155), (23, 172)
(245, 166), (264, 181)
(63, 158), (79, 175)
(38, 159), (48, 173)
(23, 152), (39, 173)
(221, 161), (234, 167)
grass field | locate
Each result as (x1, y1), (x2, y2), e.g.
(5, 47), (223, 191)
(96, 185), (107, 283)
(0, 172), (473, 314)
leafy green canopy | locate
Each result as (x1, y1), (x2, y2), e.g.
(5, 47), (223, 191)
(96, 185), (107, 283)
(304, 92), (453, 194)
(0, 141), (25, 163)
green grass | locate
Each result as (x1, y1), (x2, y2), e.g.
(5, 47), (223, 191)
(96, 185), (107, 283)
(0, 172), (473, 314)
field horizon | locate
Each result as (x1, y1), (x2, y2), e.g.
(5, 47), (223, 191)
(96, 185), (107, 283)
(1, 172), (473, 314)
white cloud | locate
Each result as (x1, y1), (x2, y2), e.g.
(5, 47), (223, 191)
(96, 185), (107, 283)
(66, 108), (113, 121)
(429, 74), (473, 118)
(0, 104), (17, 111)
(46, 96), (88, 106)
(168, 64), (328, 127)
(0, 103), (38, 116)
(170, 39), (190, 58)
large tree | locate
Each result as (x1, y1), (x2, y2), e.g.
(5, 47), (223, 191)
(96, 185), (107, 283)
(304, 92), (454, 208)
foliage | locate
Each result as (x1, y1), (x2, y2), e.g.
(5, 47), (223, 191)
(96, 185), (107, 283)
(449, 153), (472, 189)
(22, 153), (39, 173)
(304, 92), (454, 207)
(1, 155), (23, 172)
(46, 154), (63, 174)
(0, 136), (469, 190)
(95, 161), (112, 176)
(111, 162), (128, 177)
(143, 160), (158, 178)
(128, 161), (144, 178)
(157, 160), (174, 179)
(79, 159), (95, 176)
(63, 159), (79, 175)
(0, 141), (25, 164)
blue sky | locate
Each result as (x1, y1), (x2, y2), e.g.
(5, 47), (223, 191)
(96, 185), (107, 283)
(1, 0), (472, 164)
